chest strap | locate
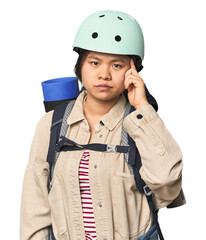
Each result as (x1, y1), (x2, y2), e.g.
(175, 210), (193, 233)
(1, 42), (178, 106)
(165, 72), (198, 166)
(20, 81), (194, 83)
(56, 136), (129, 153)
(56, 136), (130, 153)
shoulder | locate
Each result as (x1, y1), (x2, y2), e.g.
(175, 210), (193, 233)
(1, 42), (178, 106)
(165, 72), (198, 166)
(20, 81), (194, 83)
(36, 110), (54, 133)
(32, 110), (54, 148)
(27, 110), (55, 168)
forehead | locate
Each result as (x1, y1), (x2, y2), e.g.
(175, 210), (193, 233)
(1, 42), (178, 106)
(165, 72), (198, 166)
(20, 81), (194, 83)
(87, 51), (130, 62)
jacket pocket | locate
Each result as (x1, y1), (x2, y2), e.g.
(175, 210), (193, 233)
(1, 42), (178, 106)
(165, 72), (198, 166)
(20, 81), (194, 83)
(111, 170), (151, 239)
(57, 229), (70, 240)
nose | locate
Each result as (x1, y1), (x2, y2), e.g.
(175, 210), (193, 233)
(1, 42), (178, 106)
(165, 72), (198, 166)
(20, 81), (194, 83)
(98, 64), (111, 80)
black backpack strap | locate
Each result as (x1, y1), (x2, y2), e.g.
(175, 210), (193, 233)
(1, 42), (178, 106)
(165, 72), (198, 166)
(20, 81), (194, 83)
(46, 101), (70, 180)
(128, 134), (145, 193)
(144, 84), (158, 112)
(128, 134), (164, 240)
(46, 101), (71, 240)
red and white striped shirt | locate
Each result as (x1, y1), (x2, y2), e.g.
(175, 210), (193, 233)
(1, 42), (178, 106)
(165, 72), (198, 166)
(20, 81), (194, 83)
(78, 150), (97, 240)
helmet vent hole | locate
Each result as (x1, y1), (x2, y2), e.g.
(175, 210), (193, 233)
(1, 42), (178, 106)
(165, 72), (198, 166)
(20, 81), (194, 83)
(92, 32), (98, 39)
(117, 16), (123, 20)
(99, 15), (105, 17)
(115, 35), (121, 42)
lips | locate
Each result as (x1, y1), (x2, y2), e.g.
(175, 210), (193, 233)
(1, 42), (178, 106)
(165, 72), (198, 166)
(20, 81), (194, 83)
(95, 84), (112, 90)
(96, 84), (112, 88)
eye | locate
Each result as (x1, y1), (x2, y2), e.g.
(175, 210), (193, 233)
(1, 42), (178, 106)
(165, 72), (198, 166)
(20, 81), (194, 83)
(113, 64), (122, 69)
(90, 61), (98, 66)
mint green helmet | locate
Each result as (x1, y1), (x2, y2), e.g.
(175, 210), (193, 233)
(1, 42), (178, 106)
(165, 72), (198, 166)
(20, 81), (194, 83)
(72, 10), (144, 61)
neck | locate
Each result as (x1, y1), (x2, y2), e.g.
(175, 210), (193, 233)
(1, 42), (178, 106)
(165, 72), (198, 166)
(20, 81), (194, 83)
(84, 94), (120, 118)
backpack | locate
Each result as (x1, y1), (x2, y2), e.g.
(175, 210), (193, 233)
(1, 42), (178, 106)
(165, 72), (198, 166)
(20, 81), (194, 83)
(45, 86), (185, 240)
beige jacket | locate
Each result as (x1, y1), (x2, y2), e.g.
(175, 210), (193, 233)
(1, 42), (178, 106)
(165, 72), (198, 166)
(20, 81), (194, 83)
(20, 90), (183, 240)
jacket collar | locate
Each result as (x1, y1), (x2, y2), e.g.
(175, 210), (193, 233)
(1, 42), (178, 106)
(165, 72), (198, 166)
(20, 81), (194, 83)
(67, 90), (127, 131)
(100, 94), (126, 130)
(67, 91), (86, 126)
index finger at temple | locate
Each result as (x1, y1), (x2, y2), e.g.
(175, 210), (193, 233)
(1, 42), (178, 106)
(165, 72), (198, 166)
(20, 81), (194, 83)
(130, 58), (136, 69)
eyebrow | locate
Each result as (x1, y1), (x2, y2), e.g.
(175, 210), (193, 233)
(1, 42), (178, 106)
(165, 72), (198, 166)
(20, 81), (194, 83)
(87, 55), (126, 63)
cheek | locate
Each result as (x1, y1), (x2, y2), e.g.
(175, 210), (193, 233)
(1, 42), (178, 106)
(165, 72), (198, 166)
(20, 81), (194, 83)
(116, 70), (127, 85)
(81, 66), (90, 82)
(81, 67), (95, 88)
(81, 65), (87, 79)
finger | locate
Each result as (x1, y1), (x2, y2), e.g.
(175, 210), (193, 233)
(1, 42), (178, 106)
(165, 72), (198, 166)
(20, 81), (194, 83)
(125, 74), (144, 87)
(125, 68), (139, 78)
(124, 76), (143, 89)
(125, 73), (143, 86)
(125, 75), (142, 84)
(125, 79), (139, 89)
(130, 58), (136, 69)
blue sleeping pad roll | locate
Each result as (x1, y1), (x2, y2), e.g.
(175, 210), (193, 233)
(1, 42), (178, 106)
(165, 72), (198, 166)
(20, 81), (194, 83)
(41, 77), (79, 112)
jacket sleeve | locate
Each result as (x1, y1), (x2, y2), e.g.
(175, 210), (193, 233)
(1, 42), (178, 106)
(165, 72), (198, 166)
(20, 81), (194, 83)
(123, 104), (183, 209)
(20, 111), (53, 240)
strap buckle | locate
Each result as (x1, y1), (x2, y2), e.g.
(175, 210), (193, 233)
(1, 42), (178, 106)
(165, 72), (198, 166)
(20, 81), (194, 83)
(143, 185), (152, 196)
(106, 144), (117, 153)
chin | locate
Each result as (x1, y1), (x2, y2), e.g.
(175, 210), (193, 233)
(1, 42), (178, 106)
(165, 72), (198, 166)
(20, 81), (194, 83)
(97, 94), (121, 102)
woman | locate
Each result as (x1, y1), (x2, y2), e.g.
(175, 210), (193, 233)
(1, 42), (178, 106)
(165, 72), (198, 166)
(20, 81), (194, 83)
(20, 10), (183, 240)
